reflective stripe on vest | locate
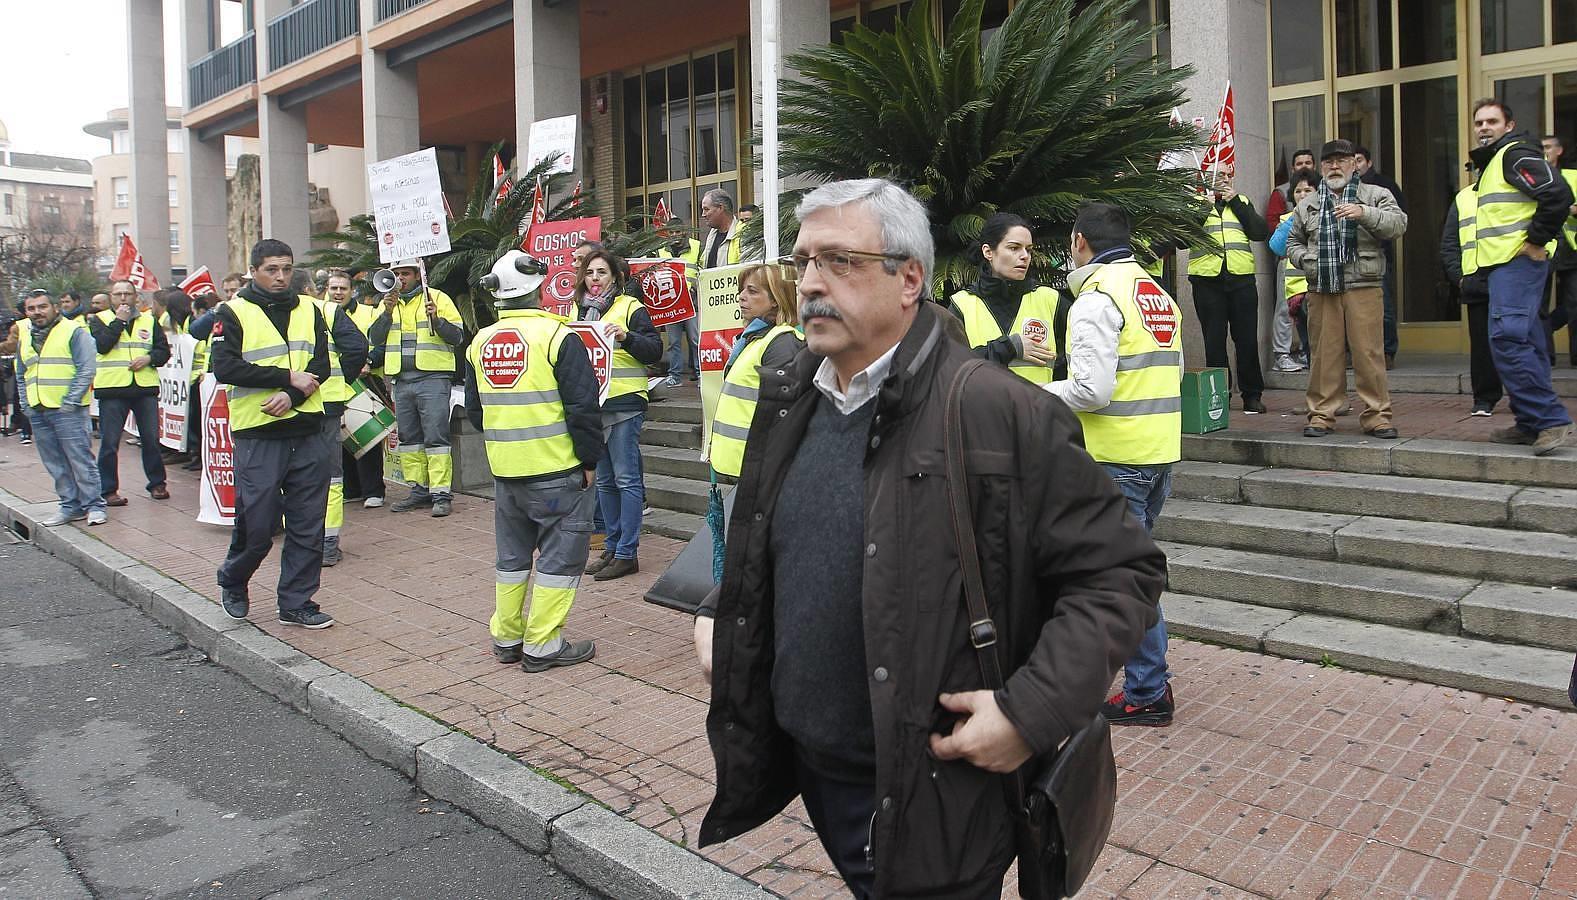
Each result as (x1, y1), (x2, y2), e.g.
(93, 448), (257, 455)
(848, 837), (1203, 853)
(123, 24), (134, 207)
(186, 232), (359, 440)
(603, 295), (649, 402)
(951, 286), (1059, 385)
(19, 316), (88, 408)
(710, 323), (799, 478)
(383, 289), (459, 375)
(1563, 170), (1577, 251)
(93, 309), (160, 389)
(1279, 212), (1308, 298)
(315, 298), (354, 404)
(1456, 187), (1480, 277)
(466, 309), (580, 479)
(223, 297), (325, 432)
(1476, 144), (1555, 267)
(191, 338), (209, 382)
(1187, 199), (1257, 276)
(1073, 261), (1183, 465)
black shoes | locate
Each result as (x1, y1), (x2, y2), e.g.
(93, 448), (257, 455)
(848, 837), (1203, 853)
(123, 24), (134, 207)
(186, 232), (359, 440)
(279, 604), (335, 629)
(1303, 425), (1332, 438)
(585, 551), (614, 575)
(1102, 685), (1174, 727)
(431, 497), (452, 517)
(593, 558), (639, 581)
(221, 588), (250, 620)
(1242, 397), (1267, 415)
(492, 643), (524, 664)
(1365, 427), (1399, 439)
(521, 639), (596, 673)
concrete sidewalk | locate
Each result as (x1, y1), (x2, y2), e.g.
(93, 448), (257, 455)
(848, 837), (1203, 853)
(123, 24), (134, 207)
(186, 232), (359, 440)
(1, 413), (1574, 898)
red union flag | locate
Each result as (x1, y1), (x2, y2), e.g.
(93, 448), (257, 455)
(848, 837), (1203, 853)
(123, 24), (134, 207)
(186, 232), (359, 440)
(628, 258), (695, 328)
(529, 177), (547, 225)
(493, 153), (512, 206)
(1134, 279), (1180, 347)
(178, 265), (218, 299)
(1200, 83), (1236, 180)
(478, 328), (529, 389)
(110, 234), (161, 291)
(652, 196), (671, 229)
(523, 216), (601, 317)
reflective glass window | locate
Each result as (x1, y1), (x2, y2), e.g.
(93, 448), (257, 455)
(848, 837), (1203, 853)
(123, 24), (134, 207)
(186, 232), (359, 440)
(1271, 0), (1323, 85)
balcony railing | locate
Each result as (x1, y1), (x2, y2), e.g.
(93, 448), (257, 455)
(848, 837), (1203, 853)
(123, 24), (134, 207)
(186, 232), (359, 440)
(375, 0), (430, 22)
(188, 32), (257, 108)
(268, 0), (361, 71)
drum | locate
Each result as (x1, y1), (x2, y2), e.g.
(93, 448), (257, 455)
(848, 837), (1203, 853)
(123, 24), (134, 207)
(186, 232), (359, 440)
(341, 380), (396, 458)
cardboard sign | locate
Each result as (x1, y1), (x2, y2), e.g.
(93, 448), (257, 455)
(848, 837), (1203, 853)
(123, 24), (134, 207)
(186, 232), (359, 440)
(1134, 279), (1180, 347)
(478, 328), (530, 390)
(157, 334), (196, 449)
(565, 321), (616, 406)
(696, 265), (746, 458)
(525, 115), (577, 175)
(197, 375), (235, 526)
(628, 258), (695, 328)
(367, 148), (452, 264)
(522, 217), (601, 317)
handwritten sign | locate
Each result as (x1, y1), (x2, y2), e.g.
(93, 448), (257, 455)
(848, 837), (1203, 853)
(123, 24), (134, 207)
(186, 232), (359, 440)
(525, 115), (577, 175)
(367, 148), (451, 264)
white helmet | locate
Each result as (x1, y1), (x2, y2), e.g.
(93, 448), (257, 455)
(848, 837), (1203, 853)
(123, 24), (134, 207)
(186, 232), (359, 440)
(390, 259), (421, 271)
(481, 251), (549, 307)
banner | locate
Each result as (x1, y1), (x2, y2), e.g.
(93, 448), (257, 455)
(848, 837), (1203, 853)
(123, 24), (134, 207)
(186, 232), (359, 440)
(697, 264), (746, 459)
(565, 321), (616, 406)
(196, 375), (235, 526)
(522, 216), (601, 317)
(367, 148), (452, 264)
(178, 266), (218, 299)
(157, 334), (196, 449)
(628, 258), (695, 328)
(1200, 82), (1237, 180)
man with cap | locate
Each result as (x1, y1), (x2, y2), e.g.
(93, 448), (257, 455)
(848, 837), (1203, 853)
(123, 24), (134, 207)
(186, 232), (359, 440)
(1285, 140), (1408, 439)
(368, 259), (467, 516)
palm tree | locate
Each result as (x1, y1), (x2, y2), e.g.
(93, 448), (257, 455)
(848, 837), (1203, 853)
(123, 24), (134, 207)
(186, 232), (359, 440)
(777, 0), (1211, 294)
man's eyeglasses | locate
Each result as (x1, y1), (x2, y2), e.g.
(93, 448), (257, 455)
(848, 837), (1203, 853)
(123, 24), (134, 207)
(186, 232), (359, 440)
(778, 249), (911, 281)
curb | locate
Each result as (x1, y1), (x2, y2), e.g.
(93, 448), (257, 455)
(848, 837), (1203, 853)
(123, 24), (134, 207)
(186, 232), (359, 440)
(0, 488), (770, 900)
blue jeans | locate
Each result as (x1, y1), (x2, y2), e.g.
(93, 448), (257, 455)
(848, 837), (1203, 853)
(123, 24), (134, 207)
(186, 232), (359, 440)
(31, 404), (105, 517)
(97, 392), (166, 497)
(596, 412), (645, 559)
(665, 319), (699, 378)
(1489, 255), (1573, 434)
(1103, 463), (1171, 705)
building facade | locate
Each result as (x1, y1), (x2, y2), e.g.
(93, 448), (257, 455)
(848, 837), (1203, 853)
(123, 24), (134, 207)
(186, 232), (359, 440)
(0, 119), (96, 297)
(85, 107), (194, 278)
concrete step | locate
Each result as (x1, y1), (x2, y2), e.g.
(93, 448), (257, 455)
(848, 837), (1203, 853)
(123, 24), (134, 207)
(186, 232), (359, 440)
(1164, 592), (1573, 708)
(642, 508), (703, 541)
(641, 445), (710, 481)
(1153, 499), (1357, 560)
(640, 421), (702, 450)
(643, 473), (711, 516)
(1184, 430), (1577, 489)
(645, 397), (703, 425)
(1263, 363), (1577, 397)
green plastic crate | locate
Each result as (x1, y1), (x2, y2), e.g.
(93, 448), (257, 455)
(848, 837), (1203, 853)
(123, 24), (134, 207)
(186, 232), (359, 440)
(1180, 368), (1230, 434)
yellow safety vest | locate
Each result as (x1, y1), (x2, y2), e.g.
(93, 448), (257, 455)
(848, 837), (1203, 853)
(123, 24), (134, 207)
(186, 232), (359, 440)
(659, 239), (703, 279)
(18, 316), (89, 408)
(1456, 187), (1480, 277)
(315, 297), (354, 404)
(704, 229), (743, 267)
(223, 296), (326, 433)
(603, 294), (649, 402)
(93, 309), (160, 389)
(1073, 261), (1183, 465)
(1279, 212), (1308, 298)
(467, 308), (580, 479)
(1562, 170), (1577, 251)
(383, 287), (462, 376)
(1187, 198), (1257, 276)
(349, 302), (382, 375)
(1476, 143), (1558, 267)
(710, 322), (799, 478)
(951, 286), (1059, 385)
(190, 336), (209, 382)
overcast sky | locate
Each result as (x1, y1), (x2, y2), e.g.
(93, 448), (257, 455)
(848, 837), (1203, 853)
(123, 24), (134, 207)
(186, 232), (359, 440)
(2, 1), (196, 160)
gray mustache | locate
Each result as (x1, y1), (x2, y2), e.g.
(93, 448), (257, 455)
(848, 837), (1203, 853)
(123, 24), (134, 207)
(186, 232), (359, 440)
(799, 299), (843, 321)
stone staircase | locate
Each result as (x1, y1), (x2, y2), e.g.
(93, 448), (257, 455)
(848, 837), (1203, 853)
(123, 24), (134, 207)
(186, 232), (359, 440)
(637, 393), (1577, 707)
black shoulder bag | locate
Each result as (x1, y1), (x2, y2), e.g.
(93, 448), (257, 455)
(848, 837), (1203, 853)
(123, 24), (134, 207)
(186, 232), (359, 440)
(941, 360), (1118, 899)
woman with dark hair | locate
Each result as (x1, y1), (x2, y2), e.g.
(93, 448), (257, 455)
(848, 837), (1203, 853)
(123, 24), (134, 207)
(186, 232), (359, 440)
(574, 249), (663, 582)
(948, 212), (1063, 384)
(1269, 169), (1322, 369)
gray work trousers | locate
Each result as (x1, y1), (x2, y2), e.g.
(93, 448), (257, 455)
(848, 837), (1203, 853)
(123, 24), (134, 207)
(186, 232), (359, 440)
(491, 472), (595, 655)
(393, 374), (453, 497)
(216, 423), (334, 611)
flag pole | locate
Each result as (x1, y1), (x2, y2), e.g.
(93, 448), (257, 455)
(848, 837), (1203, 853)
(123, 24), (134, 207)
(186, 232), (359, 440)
(762, 0), (780, 261)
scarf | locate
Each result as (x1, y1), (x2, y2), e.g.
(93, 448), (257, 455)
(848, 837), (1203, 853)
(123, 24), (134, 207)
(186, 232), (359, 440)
(1315, 175), (1361, 294)
(726, 317), (773, 374)
(579, 286), (616, 320)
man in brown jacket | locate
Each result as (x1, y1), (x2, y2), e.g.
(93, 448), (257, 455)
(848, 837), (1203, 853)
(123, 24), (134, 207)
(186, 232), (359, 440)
(690, 179), (1165, 898)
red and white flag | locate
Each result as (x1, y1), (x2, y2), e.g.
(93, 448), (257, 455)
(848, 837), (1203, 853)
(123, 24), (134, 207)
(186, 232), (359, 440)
(109, 234), (161, 291)
(178, 265), (218, 298)
(570, 180), (583, 206)
(652, 196), (671, 230)
(1200, 83), (1237, 180)
(529, 177), (548, 225)
(492, 153), (512, 207)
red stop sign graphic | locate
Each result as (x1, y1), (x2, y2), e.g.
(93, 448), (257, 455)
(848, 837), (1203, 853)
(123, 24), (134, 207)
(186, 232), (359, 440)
(479, 328), (529, 389)
(1134, 279), (1179, 347)
(1021, 317), (1048, 346)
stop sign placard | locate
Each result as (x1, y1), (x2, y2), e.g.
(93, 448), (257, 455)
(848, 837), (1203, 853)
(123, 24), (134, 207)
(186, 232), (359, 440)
(1134, 279), (1179, 347)
(479, 328), (529, 389)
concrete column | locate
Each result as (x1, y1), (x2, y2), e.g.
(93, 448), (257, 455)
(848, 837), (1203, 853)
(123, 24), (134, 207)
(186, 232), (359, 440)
(1169, 0), (1272, 375)
(127, 0), (172, 285)
(181, 0), (227, 272)
(513, 0), (581, 180)
(360, 0), (420, 164)
(750, 0), (830, 199)
(255, 0), (311, 253)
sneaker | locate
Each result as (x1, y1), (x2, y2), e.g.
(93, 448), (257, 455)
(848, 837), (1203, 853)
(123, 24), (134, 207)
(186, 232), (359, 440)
(1101, 685), (1174, 727)
(278, 605), (334, 629)
(1270, 355), (1302, 373)
(322, 543), (342, 567)
(492, 643), (523, 664)
(642, 505), (653, 516)
(521, 639), (596, 673)
(1489, 426), (1536, 445)
(390, 491), (433, 512)
(86, 509), (107, 526)
(1532, 423), (1575, 456)
(1242, 398), (1267, 415)
(585, 551), (615, 575)
(594, 557), (639, 582)
(431, 497), (452, 517)
(221, 588), (250, 620)
(19, 436), (31, 445)
(363, 496), (385, 509)
(1470, 404), (1493, 417)
(662, 374), (683, 388)
(41, 510), (86, 527)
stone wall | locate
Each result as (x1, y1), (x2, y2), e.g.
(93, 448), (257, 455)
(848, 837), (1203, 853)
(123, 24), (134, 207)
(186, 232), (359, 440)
(227, 154), (262, 275)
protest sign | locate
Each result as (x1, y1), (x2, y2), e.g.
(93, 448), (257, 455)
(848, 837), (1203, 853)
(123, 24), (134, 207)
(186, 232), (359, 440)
(565, 321), (616, 406)
(522, 217), (601, 317)
(628, 258), (695, 328)
(696, 264), (746, 458)
(525, 115), (577, 175)
(196, 376), (235, 526)
(367, 148), (451, 264)
(157, 334), (196, 449)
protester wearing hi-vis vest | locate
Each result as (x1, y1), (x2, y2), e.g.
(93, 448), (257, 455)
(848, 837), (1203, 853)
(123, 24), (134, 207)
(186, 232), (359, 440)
(658, 221), (703, 386)
(14, 289), (105, 527)
(367, 259), (467, 516)
(315, 272), (371, 568)
(709, 263), (804, 481)
(575, 249), (663, 582)
(1267, 171), (1320, 375)
(1465, 99), (1574, 455)
(949, 212), (1062, 385)
(1185, 172), (1269, 415)
(1050, 201), (1184, 728)
(90, 278), (171, 506)
(1539, 134), (1577, 368)
(1440, 168), (1505, 417)
(211, 238), (337, 630)
(465, 251), (604, 673)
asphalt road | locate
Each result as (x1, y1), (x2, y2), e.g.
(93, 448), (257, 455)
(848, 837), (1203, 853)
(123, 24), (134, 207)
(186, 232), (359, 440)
(0, 537), (597, 900)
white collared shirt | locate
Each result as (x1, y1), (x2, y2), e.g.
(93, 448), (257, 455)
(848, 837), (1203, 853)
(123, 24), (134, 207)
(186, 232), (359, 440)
(812, 343), (900, 415)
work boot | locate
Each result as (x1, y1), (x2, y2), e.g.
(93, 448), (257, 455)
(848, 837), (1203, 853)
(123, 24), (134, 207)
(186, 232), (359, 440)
(221, 588), (250, 620)
(594, 557), (639, 582)
(322, 540), (342, 567)
(1532, 423), (1574, 456)
(585, 550), (615, 575)
(1489, 426), (1536, 445)
(492, 643), (523, 664)
(521, 639), (596, 673)
(390, 490), (433, 512)
(431, 496), (452, 518)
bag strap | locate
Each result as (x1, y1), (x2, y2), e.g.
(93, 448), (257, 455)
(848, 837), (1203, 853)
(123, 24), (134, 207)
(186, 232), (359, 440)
(941, 359), (1005, 691)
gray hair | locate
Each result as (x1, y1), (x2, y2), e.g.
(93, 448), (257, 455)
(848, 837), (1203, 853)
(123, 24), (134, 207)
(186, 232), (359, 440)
(795, 178), (934, 290)
(702, 188), (735, 214)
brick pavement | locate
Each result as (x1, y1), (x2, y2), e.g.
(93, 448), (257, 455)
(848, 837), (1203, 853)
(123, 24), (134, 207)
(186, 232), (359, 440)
(1, 407), (1574, 899)
(1233, 390), (1577, 443)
